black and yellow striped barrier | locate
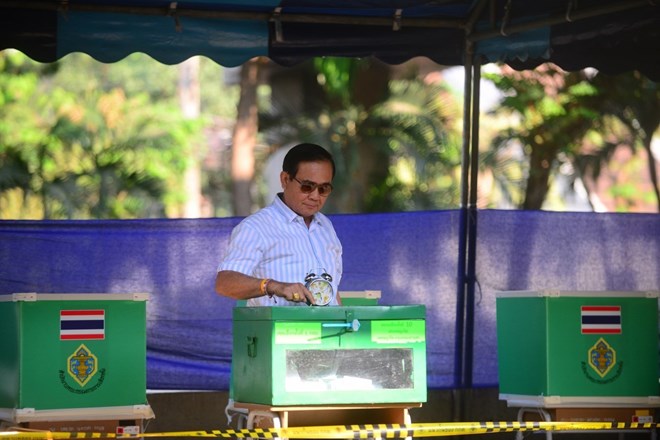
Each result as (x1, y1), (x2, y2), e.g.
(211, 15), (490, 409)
(1, 421), (660, 439)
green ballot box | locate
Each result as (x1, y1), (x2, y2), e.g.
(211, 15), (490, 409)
(231, 305), (427, 406)
(496, 290), (660, 408)
(0, 293), (154, 423)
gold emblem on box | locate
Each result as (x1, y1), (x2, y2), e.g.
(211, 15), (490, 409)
(588, 337), (616, 378)
(67, 344), (99, 386)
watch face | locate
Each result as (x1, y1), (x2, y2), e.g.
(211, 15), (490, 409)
(308, 279), (333, 306)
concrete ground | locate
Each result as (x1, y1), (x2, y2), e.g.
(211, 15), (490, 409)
(144, 388), (657, 440)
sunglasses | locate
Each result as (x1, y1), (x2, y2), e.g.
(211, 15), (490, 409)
(291, 176), (333, 196)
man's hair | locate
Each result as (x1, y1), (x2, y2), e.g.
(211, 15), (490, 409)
(282, 143), (336, 179)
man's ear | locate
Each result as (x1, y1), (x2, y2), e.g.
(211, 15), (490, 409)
(279, 171), (288, 189)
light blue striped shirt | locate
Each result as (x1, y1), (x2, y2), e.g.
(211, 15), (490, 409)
(218, 194), (343, 306)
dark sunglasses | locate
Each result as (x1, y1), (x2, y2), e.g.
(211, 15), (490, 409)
(291, 176), (333, 196)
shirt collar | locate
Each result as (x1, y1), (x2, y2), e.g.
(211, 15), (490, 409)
(273, 193), (322, 226)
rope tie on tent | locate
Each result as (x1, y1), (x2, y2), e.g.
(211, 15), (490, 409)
(393, 9), (403, 31)
(272, 7), (284, 43)
(500, 0), (512, 36)
(565, 0), (577, 22)
(169, 2), (182, 33)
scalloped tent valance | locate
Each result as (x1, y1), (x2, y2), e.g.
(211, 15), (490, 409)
(1, 0), (658, 79)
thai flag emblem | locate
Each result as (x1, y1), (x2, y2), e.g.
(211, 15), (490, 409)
(581, 306), (621, 334)
(60, 310), (105, 340)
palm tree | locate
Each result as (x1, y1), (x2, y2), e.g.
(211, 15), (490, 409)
(47, 87), (193, 218)
(0, 53), (194, 219)
(259, 57), (462, 213)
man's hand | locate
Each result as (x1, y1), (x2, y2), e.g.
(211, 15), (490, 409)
(269, 280), (315, 305)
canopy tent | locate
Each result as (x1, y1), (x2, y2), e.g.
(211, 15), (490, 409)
(1, 0), (659, 392)
(1, 0), (658, 79)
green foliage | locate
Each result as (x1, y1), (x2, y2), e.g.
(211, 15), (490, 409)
(0, 51), (197, 219)
(13, 53), (655, 216)
(484, 64), (659, 211)
(53, 53), (239, 118)
(364, 79), (461, 211)
(486, 65), (602, 209)
(260, 59), (462, 213)
(314, 58), (358, 107)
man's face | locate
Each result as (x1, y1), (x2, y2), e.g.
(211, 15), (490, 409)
(281, 160), (334, 220)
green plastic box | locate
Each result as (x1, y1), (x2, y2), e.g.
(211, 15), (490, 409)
(339, 290), (381, 306)
(231, 305), (427, 405)
(0, 293), (154, 423)
(496, 290), (660, 408)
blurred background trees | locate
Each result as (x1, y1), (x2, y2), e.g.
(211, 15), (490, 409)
(0, 51), (199, 218)
(0, 50), (658, 219)
(484, 65), (660, 212)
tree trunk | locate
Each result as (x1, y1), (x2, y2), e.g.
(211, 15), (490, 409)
(179, 56), (201, 218)
(642, 136), (660, 212)
(522, 144), (556, 210)
(231, 58), (261, 216)
(351, 59), (391, 213)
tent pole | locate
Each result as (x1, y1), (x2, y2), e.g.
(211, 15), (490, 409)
(455, 41), (481, 369)
(454, 50), (473, 391)
(464, 58), (482, 389)
(453, 50), (481, 422)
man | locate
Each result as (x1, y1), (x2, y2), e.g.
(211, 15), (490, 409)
(215, 143), (342, 306)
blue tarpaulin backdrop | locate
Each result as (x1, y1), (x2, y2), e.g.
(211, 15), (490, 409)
(0, 209), (658, 390)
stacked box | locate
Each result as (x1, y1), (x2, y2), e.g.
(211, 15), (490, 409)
(232, 305), (427, 405)
(339, 290), (381, 306)
(0, 293), (154, 423)
(496, 290), (660, 408)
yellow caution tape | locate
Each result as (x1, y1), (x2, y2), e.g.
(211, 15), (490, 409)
(1, 421), (659, 439)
